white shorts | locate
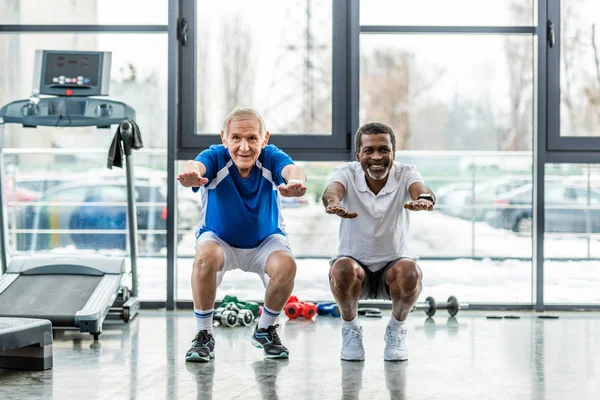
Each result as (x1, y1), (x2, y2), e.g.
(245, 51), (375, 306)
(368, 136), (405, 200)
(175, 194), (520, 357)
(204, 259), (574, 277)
(195, 232), (293, 288)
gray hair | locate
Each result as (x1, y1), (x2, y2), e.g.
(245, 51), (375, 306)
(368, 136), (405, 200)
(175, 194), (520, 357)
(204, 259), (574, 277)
(222, 107), (267, 137)
(354, 122), (396, 153)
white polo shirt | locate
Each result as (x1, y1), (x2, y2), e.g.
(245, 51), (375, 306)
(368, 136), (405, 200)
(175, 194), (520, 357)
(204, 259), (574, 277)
(329, 161), (424, 271)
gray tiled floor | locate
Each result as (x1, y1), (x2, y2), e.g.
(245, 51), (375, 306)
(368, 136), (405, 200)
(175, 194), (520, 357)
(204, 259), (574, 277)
(1, 310), (600, 400)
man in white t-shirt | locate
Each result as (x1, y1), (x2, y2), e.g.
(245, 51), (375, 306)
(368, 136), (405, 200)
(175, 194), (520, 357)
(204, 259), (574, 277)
(321, 122), (435, 362)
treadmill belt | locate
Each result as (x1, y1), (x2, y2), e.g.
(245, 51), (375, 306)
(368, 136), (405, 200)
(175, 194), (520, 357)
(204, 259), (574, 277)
(0, 275), (103, 326)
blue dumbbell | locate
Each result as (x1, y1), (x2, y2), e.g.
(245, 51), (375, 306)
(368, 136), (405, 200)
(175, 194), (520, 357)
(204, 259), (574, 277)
(316, 303), (341, 318)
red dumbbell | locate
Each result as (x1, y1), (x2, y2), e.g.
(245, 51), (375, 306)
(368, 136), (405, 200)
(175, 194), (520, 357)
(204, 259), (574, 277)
(299, 302), (317, 319)
(285, 299), (317, 319)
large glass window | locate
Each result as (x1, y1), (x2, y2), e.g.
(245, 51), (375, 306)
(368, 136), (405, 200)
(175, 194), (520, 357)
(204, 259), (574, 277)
(195, 0), (333, 135)
(544, 163), (600, 304)
(360, 0), (535, 27)
(358, 30), (535, 304)
(360, 35), (534, 152)
(560, 0), (600, 138)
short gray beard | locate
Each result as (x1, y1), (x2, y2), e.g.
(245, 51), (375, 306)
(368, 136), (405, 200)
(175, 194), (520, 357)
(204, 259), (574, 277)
(366, 168), (389, 181)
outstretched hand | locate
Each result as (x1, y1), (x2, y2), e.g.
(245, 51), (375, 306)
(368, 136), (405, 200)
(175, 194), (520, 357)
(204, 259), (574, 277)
(403, 199), (434, 211)
(278, 179), (307, 197)
(177, 171), (209, 188)
(325, 202), (358, 219)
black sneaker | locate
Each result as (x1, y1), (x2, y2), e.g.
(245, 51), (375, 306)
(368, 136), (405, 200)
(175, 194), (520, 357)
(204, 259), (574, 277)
(251, 324), (289, 359)
(185, 330), (215, 362)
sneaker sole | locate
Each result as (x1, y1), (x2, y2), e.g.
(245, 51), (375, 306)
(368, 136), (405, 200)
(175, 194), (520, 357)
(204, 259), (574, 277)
(384, 355), (408, 362)
(341, 356), (365, 361)
(185, 351), (214, 363)
(251, 338), (289, 359)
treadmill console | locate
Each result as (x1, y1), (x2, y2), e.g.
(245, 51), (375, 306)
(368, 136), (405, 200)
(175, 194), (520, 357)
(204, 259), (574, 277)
(33, 50), (111, 97)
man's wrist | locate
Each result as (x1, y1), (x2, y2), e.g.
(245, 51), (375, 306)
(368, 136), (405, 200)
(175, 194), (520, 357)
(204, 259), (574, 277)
(417, 193), (435, 205)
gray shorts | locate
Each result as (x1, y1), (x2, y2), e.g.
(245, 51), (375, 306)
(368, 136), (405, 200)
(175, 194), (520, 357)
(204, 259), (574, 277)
(329, 256), (414, 300)
(196, 232), (292, 289)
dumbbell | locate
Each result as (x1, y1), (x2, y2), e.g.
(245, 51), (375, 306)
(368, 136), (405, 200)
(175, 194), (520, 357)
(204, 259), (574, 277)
(316, 303), (341, 317)
(214, 308), (238, 327)
(242, 302), (261, 320)
(413, 296), (467, 317)
(237, 309), (255, 326)
(357, 307), (382, 318)
(285, 301), (317, 319)
(222, 295), (261, 320)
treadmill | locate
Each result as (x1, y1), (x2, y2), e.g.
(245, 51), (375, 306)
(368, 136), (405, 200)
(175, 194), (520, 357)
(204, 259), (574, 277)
(0, 50), (140, 340)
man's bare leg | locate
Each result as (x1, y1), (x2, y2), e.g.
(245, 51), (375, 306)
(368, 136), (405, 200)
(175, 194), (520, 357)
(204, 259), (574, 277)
(329, 257), (366, 361)
(383, 259), (423, 361)
(329, 257), (365, 321)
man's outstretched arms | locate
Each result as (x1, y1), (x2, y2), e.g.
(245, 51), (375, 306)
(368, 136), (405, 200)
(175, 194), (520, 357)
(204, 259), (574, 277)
(404, 181), (435, 211)
(177, 160), (209, 188)
(322, 181), (358, 219)
(279, 164), (308, 197)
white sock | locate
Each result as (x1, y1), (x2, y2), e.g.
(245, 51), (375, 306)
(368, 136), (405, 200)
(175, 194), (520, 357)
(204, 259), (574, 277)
(258, 305), (280, 330)
(194, 308), (214, 334)
(388, 313), (406, 331)
(342, 314), (361, 331)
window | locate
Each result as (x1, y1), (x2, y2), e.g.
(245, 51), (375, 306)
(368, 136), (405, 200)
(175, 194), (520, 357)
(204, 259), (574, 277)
(544, 163), (600, 304)
(179, 0), (350, 157)
(360, 35), (534, 151)
(547, 0), (600, 151)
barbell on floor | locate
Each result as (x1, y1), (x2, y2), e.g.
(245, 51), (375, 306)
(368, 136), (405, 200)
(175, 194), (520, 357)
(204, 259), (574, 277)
(412, 296), (469, 317)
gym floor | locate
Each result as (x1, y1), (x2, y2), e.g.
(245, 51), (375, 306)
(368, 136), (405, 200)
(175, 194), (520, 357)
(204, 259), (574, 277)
(1, 310), (599, 400)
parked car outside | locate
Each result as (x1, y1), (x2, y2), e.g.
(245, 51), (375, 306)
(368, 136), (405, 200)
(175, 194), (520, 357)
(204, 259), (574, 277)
(484, 184), (600, 235)
(15, 180), (173, 252)
(13, 168), (202, 238)
(441, 176), (531, 220)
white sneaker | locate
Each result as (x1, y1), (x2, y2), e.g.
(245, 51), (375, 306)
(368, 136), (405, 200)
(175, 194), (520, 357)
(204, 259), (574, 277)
(384, 325), (408, 361)
(341, 326), (365, 361)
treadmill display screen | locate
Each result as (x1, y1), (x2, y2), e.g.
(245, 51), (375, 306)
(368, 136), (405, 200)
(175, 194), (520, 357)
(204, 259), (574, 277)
(43, 53), (100, 87)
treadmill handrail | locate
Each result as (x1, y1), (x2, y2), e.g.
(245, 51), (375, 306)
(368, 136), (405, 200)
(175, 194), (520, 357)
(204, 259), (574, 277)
(0, 98), (135, 127)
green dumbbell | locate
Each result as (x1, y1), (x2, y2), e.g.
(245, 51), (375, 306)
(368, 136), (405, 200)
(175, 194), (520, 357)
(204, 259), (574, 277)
(221, 295), (240, 306)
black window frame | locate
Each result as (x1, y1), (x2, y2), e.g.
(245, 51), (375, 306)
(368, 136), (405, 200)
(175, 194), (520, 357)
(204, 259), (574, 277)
(546, 0), (600, 160)
(177, 0), (355, 161)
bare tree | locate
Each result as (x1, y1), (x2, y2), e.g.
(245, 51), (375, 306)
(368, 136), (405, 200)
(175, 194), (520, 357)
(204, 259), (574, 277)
(500, 1), (534, 151)
(560, 1), (600, 136)
(361, 50), (411, 149)
(583, 23), (600, 131)
(560, 2), (587, 134)
(221, 14), (254, 113)
(361, 49), (444, 150)
(263, 0), (331, 133)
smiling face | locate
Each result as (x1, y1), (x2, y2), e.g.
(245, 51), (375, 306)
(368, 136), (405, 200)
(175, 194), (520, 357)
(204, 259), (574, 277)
(356, 133), (394, 182)
(221, 116), (270, 177)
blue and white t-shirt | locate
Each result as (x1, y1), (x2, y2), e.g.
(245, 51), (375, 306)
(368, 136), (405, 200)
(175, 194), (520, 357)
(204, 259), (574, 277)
(193, 144), (293, 248)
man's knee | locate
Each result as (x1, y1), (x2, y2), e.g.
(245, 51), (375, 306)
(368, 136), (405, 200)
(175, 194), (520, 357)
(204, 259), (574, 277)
(387, 260), (422, 293)
(193, 241), (224, 274)
(330, 258), (362, 290)
(265, 251), (297, 282)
